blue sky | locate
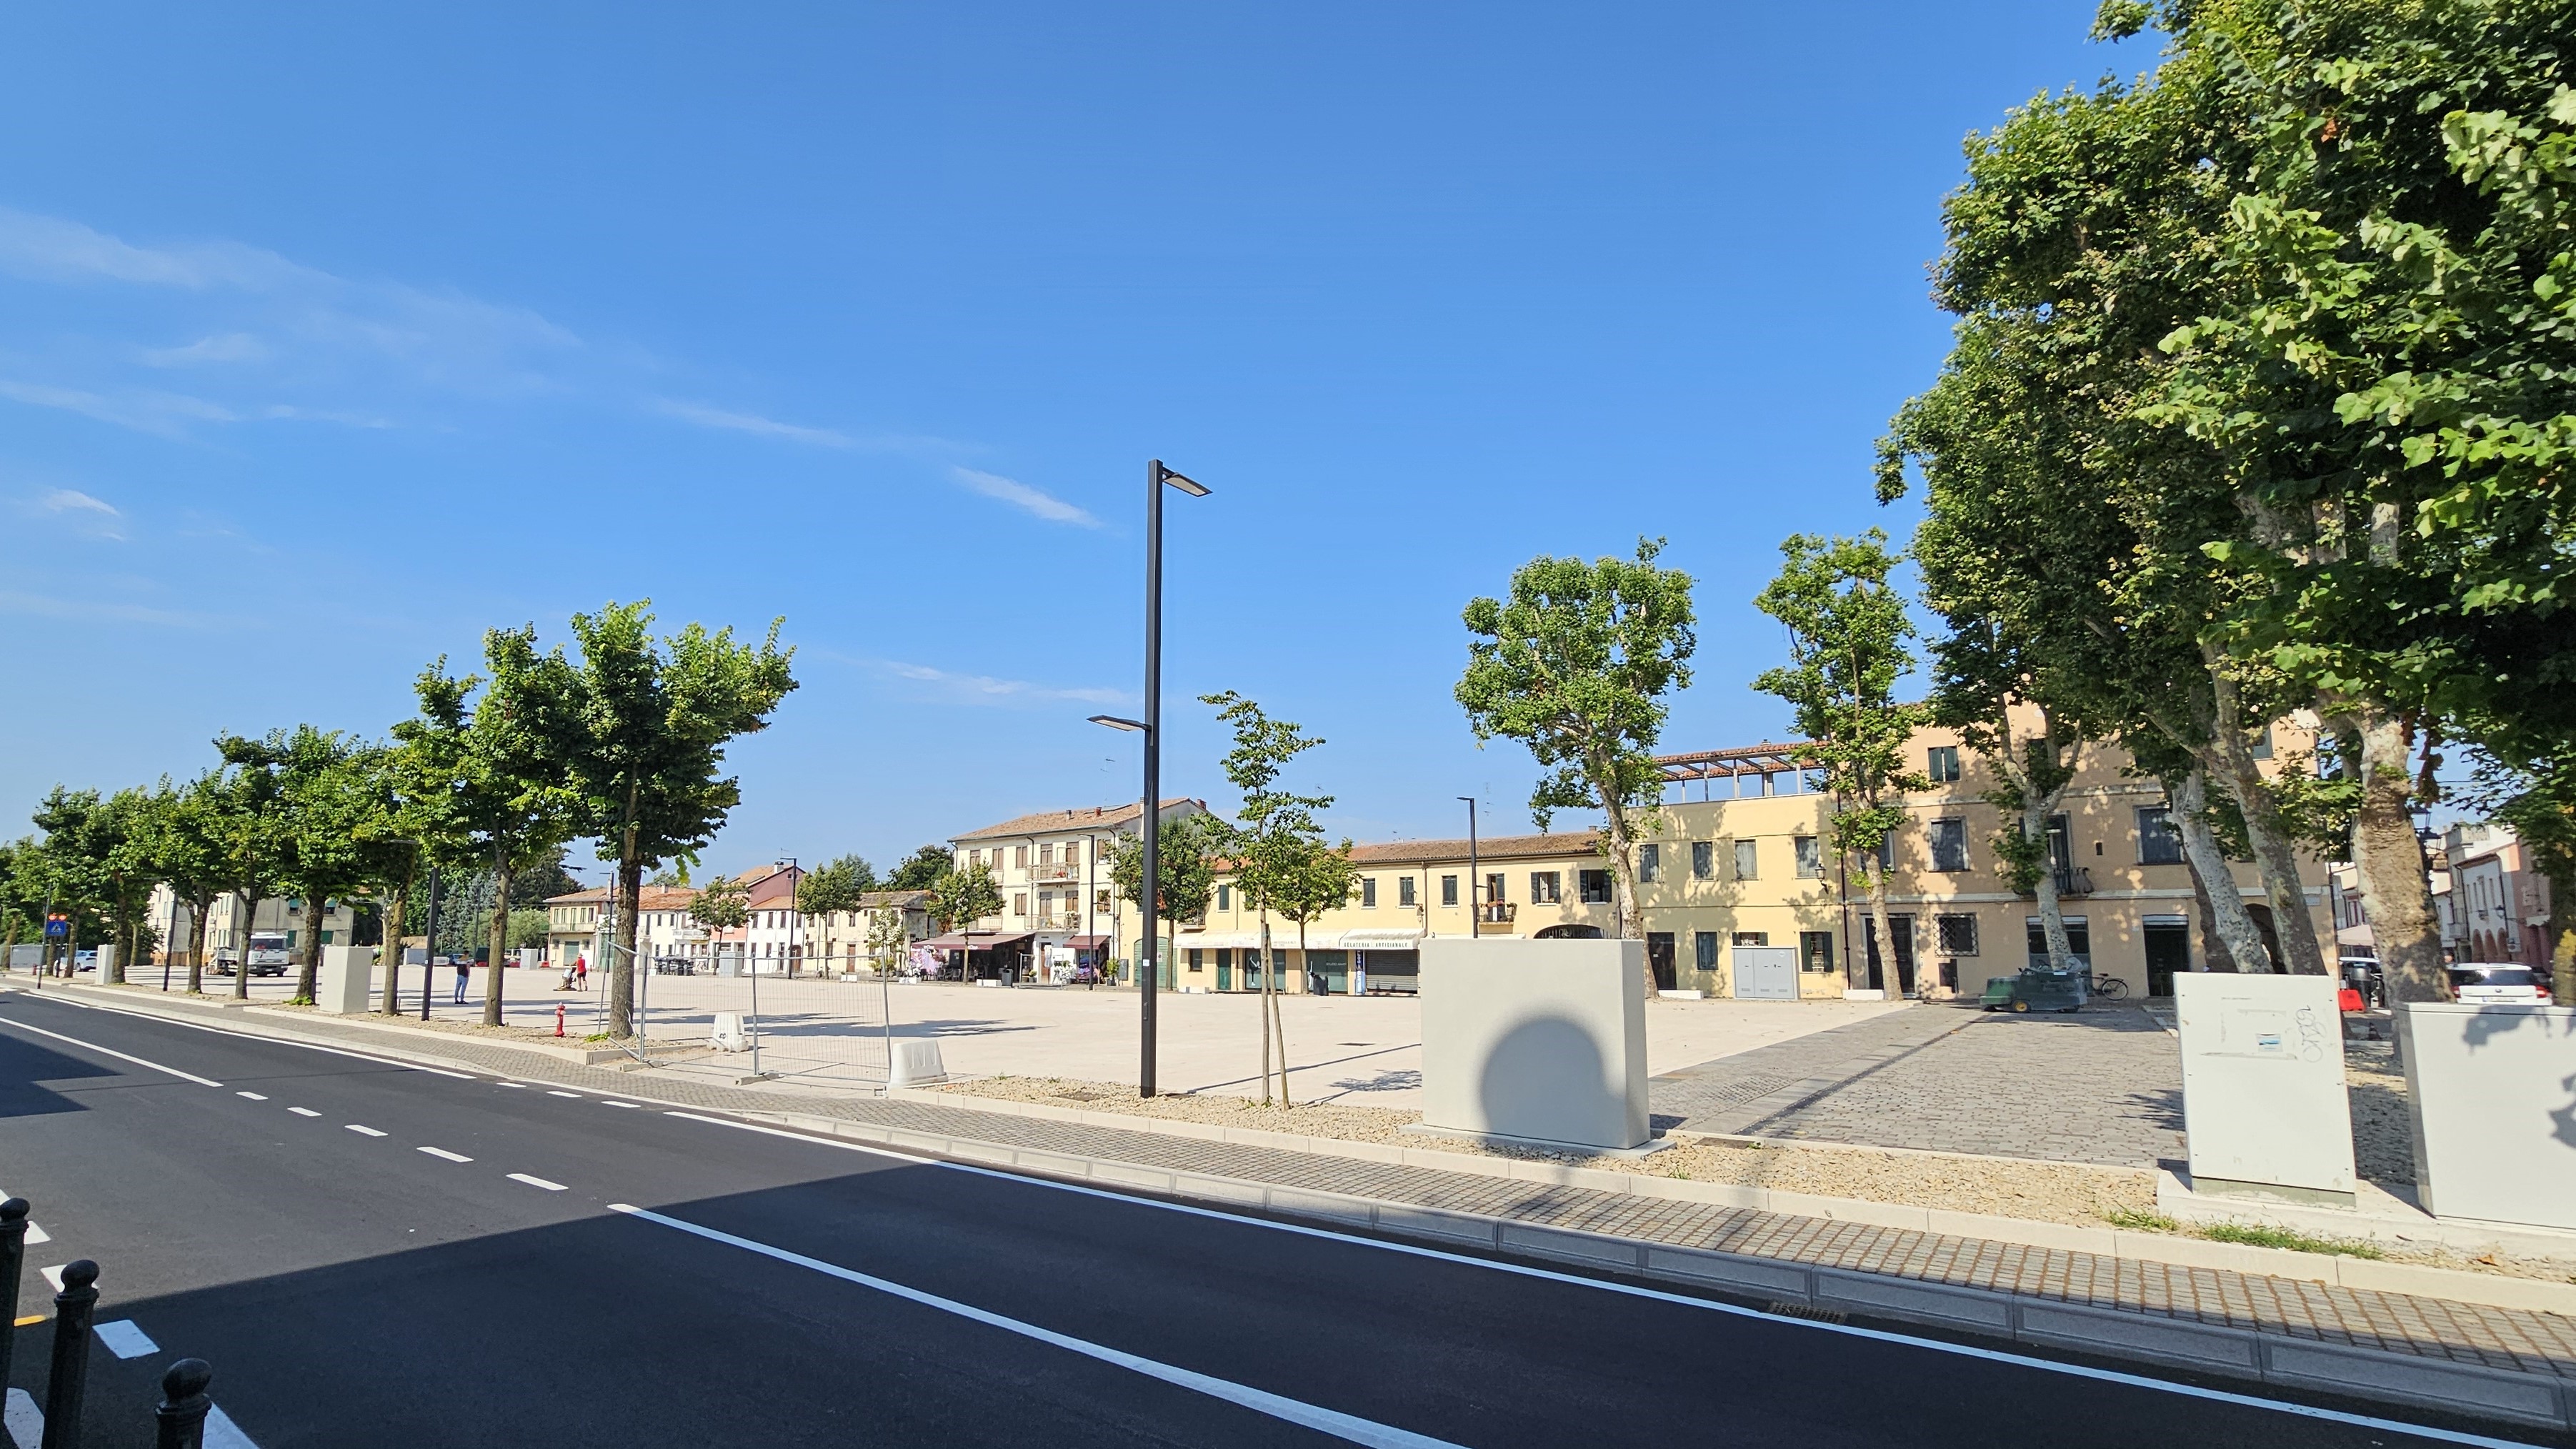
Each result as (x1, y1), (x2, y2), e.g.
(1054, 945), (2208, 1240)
(0, 2), (2143, 872)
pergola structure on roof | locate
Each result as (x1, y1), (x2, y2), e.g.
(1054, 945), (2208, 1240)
(1652, 742), (1815, 800)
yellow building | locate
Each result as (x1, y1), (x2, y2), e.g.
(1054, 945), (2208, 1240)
(1171, 725), (2335, 1001)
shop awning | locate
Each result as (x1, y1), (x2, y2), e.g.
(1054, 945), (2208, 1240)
(920, 932), (1034, 952)
(1063, 935), (1111, 951)
(1339, 929), (1424, 952)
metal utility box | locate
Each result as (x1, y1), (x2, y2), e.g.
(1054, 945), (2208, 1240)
(1414, 937), (1655, 1153)
(2175, 972), (2355, 1205)
(1733, 946), (1797, 1000)
(2399, 1003), (2576, 1230)
(316, 945), (372, 1015)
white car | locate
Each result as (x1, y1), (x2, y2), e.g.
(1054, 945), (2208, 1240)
(2450, 966), (2550, 1005)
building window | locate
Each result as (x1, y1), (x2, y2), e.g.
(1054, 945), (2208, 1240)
(1577, 870), (1611, 905)
(1441, 875), (1459, 907)
(1927, 745), (1962, 783)
(1530, 872), (1562, 905)
(1187, 948), (1203, 972)
(1012, 845), (1028, 869)
(1694, 932), (1718, 972)
(1930, 818), (1970, 872)
(1039, 842), (1054, 866)
(1936, 913), (1980, 955)
(1487, 872), (1507, 905)
(2027, 917), (2092, 960)
(2135, 806), (2185, 866)
(1799, 930), (1836, 974)
(1733, 932), (1769, 947)
(1638, 844), (1661, 884)
(1217, 884), (1232, 912)
(1361, 877), (1378, 908)
(1691, 841), (1713, 880)
(1094, 890), (1112, 915)
(1734, 840), (1760, 881)
(1012, 893), (1028, 917)
(2249, 726), (2273, 760)
(1399, 877), (1417, 907)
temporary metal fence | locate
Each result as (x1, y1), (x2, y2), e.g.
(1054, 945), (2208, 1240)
(733, 958), (895, 1090)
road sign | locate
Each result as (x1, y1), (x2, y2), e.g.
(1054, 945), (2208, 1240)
(43, 915), (69, 939)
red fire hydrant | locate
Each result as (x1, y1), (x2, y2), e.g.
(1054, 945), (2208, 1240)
(555, 1002), (566, 1037)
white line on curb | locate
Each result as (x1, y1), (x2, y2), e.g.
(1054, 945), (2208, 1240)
(609, 1202), (1464, 1449)
(419, 1147), (473, 1162)
(344, 1125), (386, 1137)
(0, 1015), (222, 1087)
(660, 1111), (2543, 1449)
(507, 1173), (566, 1192)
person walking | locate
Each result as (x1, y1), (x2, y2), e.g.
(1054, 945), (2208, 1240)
(574, 953), (588, 990)
(451, 955), (471, 1005)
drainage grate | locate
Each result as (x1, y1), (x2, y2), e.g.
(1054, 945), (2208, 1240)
(1764, 1300), (1848, 1325)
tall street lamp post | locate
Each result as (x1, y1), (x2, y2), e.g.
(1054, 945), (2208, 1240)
(1458, 797), (1481, 939)
(1089, 457), (1209, 1099)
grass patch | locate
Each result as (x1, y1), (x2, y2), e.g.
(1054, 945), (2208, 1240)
(2195, 1222), (2385, 1258)
(2103, 1209), (2180, 1233)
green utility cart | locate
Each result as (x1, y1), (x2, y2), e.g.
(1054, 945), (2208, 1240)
(1980, 967), (2090, 1013)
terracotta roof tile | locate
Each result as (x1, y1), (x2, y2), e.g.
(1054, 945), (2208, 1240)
(953, 797), (1203, 842)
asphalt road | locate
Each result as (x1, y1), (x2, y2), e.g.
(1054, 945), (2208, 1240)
(0, 986), (2547, 1449)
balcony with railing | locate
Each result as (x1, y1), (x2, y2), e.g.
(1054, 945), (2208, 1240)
(1025, 862), (1078, 883)
(1476, 902), (1518, 926)
(2017, 866), (2095, 898)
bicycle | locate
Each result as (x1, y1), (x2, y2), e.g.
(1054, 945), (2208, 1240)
(2087, 972), (2130, 1000)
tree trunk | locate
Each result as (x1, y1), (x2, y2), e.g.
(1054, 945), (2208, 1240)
(1599, 796), (1656, 998)
(379, 877), (409, 1014)
(232, 889), (255, 998)
(2348, 708), (2445, 1003)
(2171, 768), (2272, 972)
(610, 852), (644, 1038)
(293, 895), (326, 1001)
(1279, 921), (1301, 1105)
(484, 850), (512, 1026)
(2207, 673), (2328, 975)
(1257, 915), (1274, 1106)
(1864, 858), (1902, 995)
(187, 896), (211, 994)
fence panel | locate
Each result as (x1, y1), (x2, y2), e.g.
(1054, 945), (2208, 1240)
(743, 968), (894, 1089)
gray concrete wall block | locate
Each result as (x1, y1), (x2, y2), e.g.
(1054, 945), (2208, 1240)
(1497, 1223), (1647, 1270)
(2259, 1337), (2569, 1430)
(2013, 1301), (2261, 1375)
(1170, 1172), (1267, 1206)
(1375, 1203), (1504, 1248)
(1814, 1269), (2013, 1333)
(1267, 1187), (1377, 1227)
(1642, 1245), (1813, 1298)
(1012, 1149), (1092, 1176)
(1090, 1161), (1175, 1192)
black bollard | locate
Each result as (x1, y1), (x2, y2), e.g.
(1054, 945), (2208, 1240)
(40, 1259), (99, 1449)
(154, 1360), (214, 1449)
(0, 1197), (26, 1389)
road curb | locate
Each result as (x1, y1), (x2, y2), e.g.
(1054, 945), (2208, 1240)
(726, 1104), (2576, 1433)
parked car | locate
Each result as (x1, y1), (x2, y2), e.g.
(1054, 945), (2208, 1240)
(2449, 965), (2550, 1005)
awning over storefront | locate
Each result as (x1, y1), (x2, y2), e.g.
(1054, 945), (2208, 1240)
(921, 932), (1035, 952)
(1063, 935), (1110, 952)
(1339, 929), (1424, 952)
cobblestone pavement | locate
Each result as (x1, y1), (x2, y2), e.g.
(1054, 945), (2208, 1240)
(1653, 1003), (2187, 1169)
(51, 987), (2576, 1382)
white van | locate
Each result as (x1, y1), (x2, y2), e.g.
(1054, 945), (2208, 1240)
(246, 932), (291, 976)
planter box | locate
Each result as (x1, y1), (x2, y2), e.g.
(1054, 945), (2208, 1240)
(2399, 1003), (2576, 1230)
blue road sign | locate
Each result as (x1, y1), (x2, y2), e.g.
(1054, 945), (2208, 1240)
(43, 915), (69, 938)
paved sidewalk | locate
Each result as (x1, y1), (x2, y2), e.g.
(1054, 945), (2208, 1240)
(40, 984), (2576, 1398)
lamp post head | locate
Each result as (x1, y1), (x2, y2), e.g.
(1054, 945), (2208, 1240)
(1089, 714), (1150, 735)
(1152, 459), (1212, 497)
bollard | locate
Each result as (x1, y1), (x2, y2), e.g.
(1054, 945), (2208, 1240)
(555, 1002), (565, 1037)
(154, 1359), (214, 1449)
(41, 1258), (99, 1449)
(0, 1197), (26, 1390)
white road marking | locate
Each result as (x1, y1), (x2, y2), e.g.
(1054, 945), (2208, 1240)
(204, 1403), (259, 1449)
(344, 1125), (387, 1137)
(601, 1101), (640, 1109)
(6, 1386), (41, 1449)
(610, 1202), (1464, 1449)
(288, 1107), (321, 1117)
(0, 1016), (222, 1087)
(236, 1091), (268, 1100)
(662, 1111), (2537, 1449)
(31, 995), (470, 1079)
(418, 1147), (474, 1162)
(496, 1082), (530, 1090)
(21, 1223), (45, 1246)
(93, 1319), (157, 1359)
(38, 1265), (64, 1292)
(545, 1090), (581, 1099)
(507, 1173), (566, 1192)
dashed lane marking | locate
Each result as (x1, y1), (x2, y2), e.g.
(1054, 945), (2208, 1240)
(601, 1101), (641, 1109)
(345, 1125), (387, 1137)
(288, 1107), (321, 1117)
(546, 1090), (581, 1099)
(236, 1091), (268, 1100)
(507, 1173), (566, 1192)
(0, 1015), (222, 1087)
(419, 1147), (474, 1162)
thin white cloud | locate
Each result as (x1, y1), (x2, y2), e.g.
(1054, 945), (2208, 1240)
(0, 208), (301, 290)
(655, 399), (856, 448)
(142, 332), (270, 367)
(0, 379), (236, 437)
(949, 466), (1101, 528)
(0, 589), (213, 628)
(39, 488), (117, 517)
(871, 657), (1128, 707)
